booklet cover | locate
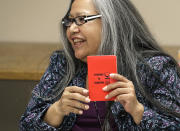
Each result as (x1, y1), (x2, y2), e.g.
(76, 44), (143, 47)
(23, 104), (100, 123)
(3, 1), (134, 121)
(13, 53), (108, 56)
(87, 55), (117, 101)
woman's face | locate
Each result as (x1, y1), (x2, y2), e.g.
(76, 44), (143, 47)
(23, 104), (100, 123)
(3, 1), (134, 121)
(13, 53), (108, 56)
(66, 0), (102, 62)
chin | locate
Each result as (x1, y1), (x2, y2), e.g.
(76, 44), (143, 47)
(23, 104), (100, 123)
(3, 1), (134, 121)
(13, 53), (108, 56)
(75, 53), (87, 62)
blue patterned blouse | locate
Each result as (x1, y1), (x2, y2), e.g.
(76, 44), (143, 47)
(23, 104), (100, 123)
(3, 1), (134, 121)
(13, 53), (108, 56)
(19, 51), (180, 131)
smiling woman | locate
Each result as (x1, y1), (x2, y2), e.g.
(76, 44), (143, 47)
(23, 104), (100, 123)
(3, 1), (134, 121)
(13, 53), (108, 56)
(65, 0), (102, 62)
(19, 0), (180, 131)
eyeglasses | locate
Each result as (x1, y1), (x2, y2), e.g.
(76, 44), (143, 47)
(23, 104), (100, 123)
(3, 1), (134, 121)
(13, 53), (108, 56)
(62, 14), (102, 27)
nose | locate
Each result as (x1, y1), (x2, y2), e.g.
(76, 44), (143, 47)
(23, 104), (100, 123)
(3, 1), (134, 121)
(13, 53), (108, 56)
(68, 22), (80, 34)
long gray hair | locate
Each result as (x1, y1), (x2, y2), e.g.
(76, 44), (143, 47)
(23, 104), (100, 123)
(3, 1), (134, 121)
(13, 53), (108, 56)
(59, 0), (164, 93)
(48, 0), (180, 130)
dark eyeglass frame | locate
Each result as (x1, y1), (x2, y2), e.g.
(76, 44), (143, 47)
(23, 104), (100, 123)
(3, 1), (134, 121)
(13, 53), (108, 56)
(62, 14), (102, 27)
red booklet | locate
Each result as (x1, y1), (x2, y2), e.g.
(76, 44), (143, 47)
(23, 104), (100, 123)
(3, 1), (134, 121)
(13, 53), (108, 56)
(87, 55), (117, 101)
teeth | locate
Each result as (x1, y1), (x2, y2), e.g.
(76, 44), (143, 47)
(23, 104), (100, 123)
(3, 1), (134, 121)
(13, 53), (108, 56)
(73, 39), (83, 43)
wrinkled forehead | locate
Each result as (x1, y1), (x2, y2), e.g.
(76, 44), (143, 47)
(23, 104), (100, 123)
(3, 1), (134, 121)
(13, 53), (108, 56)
(69, 0), (98, 17)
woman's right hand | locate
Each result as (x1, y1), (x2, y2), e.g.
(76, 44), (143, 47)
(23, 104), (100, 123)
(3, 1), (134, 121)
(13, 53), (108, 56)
(55, 86), (90, 116)
(43, 86), (90, 127)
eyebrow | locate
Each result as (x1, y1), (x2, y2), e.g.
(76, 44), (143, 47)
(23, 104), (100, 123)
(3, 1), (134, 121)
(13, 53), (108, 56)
(69, 12), (88, 17)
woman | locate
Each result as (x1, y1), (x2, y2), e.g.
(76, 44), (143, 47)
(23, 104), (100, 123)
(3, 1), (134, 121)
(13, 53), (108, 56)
(20, 0), (180, 130)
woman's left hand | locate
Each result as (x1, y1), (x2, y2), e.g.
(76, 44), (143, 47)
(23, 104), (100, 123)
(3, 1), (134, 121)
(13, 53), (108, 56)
(103, 73), (144, 125)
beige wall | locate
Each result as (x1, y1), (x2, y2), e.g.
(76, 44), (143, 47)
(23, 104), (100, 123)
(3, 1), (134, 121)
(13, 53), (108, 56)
(0, 0), (180, 46)
(132, 0), (180, 46)
(0, 0), (70, 43)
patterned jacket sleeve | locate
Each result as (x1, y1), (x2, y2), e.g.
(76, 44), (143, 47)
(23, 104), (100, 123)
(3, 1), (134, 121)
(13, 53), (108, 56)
(137, 56), (180, 130)
(19, 51), (75, 131)
(112, 56), (180, 131)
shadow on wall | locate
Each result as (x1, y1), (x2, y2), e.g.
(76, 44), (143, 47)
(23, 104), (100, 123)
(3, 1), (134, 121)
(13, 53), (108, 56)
(0, 80), (39, 131)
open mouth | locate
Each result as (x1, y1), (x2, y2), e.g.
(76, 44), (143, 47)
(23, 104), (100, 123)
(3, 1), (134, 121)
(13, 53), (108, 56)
(72, 38), (86, 48)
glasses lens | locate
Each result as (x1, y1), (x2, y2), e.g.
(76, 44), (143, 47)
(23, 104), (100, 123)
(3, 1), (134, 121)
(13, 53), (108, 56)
(62, 18), (72, 27)
(76, 16), (86, 25)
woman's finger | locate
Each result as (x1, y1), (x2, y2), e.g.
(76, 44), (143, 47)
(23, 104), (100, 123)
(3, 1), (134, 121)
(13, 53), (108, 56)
(65, 86), (89, 96)
(65, 99), (90, 111)
(64, 106), (84, 115)
(110, 73), (129, 82)
(115, 93), (135, 102)
(63, 91), (90, 103)
(105, 87), (131, 99)
(58, 93), (90, 115)
(103, 81), (129, 91)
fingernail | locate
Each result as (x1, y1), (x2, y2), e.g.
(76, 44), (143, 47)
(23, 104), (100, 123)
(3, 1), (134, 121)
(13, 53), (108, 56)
(79, 110), (83, 114)
(83, 89), (88, 93)
(85, 98), (90, 102)
(110, 73), (115, 77)
(85, 105), (89, 110)
(105, 95), (109, 99)
(103, 86), (107, 91)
